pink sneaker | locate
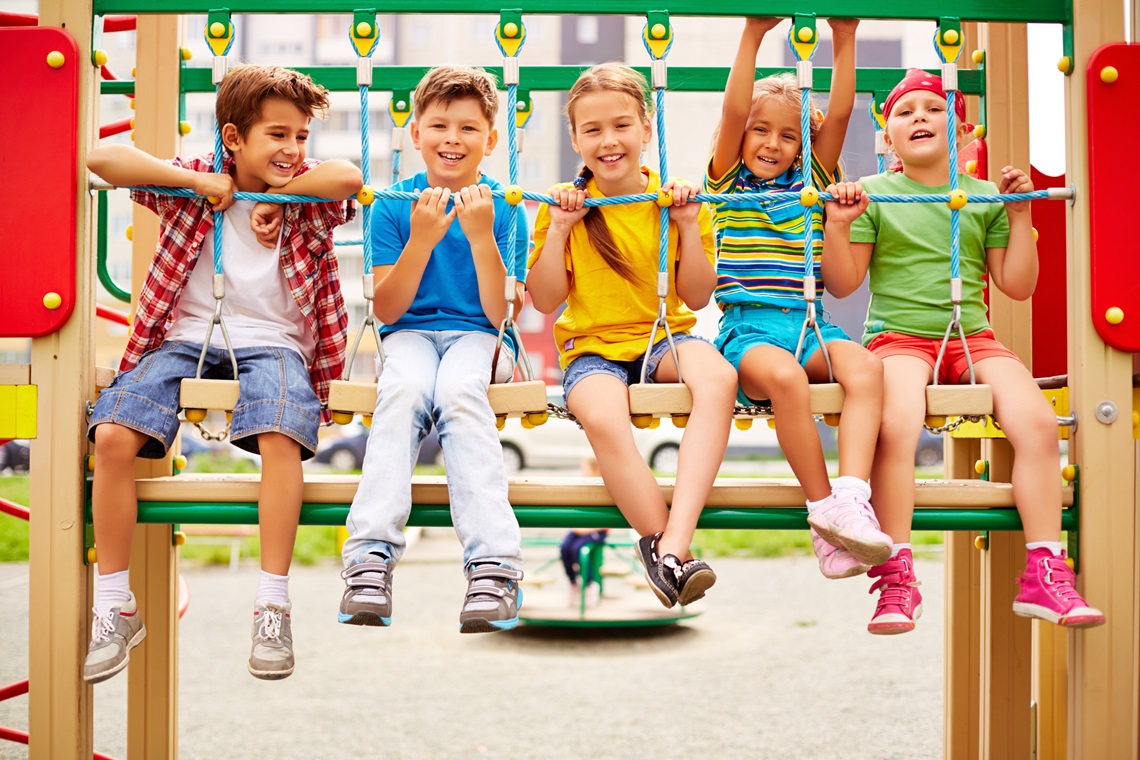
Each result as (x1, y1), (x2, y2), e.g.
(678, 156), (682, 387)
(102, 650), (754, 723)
(1012, 548), (1105, 628)
(807, 494), (892, 566)
(811, 529), (870, 579)
(867, 549), (923, 635)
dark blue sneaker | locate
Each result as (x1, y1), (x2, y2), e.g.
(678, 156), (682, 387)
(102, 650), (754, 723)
(636, 533), (682, 609)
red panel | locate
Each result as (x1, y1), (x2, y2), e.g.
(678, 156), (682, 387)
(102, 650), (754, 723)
(1030, 167), (1068, 377)
(0, 27), (78, 338)
(1088, 43), (1140, 352)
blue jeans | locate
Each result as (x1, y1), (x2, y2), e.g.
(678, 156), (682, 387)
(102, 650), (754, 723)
(342, 330), (522, 569)
(561, 333), (708, 400)
(88, 341), (320, 459)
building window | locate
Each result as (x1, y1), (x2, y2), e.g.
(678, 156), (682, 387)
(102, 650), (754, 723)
(576, 17), (599, 45)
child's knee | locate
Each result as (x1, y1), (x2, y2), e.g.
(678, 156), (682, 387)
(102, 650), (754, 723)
(93, 423), (145, 460)
(840, 350), (884, 393)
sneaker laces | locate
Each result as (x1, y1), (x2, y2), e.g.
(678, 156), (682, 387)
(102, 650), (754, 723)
(90, 609), (115, 644)
(1040, 557), (1084, 604)
(868, 558), (919, 611)
(257, 607), (283, 643)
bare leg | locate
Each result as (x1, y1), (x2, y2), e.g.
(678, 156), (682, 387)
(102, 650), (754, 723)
(256, 433), (303, 576)
(91, 424), (150, 574)
(806, 341), (883, 480)
(871, 356), (932, 543)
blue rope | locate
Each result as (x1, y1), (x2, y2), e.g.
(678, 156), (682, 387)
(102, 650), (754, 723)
(655, 86), (669, 276)
(946, 89), (961, 281)
(870, 99), (887, 174)
(391, 143), (401, 186)
(212, 98), (223, 277)
(799, 86), (816, 294)
(507, 79), (519, 286)
(360, 85), (373, 272)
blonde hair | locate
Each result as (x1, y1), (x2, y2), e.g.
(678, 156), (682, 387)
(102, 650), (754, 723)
(563, 63), (651, 284)
(216, 65), (329, 153)
(710, 73), (823, 158)
(413, 65), (499, 126)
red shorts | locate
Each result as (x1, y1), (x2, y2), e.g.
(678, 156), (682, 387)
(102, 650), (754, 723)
(866, 329), (1019, 384)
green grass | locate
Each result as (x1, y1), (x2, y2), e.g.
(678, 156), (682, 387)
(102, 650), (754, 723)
(0, 476), (31, 562)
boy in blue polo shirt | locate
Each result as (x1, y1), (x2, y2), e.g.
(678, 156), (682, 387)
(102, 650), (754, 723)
(338, 65), (527, 632)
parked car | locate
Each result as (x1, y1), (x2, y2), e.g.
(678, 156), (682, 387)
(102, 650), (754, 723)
(0, 440), (30, 472)
(817, 424), (944, 467)
(313, 421), (442, 471)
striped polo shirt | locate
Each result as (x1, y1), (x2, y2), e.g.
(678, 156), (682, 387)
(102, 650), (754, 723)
(704, 153), (839, 310)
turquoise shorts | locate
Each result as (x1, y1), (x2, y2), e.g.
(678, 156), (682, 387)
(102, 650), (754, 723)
(715, 304), (851, 404)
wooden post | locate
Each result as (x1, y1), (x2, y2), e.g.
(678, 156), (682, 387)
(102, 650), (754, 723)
(126, 15), (183, 760)
(28, 2), (96, 758)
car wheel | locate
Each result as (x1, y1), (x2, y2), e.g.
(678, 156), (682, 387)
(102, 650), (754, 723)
(915, 444), (942, 467)
(501, 442), (524, 474)
(329, 448), (361, 471)
(649, 443), (680, 474)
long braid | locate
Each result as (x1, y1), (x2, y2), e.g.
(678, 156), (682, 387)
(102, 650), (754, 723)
(574, 165), (642, 284)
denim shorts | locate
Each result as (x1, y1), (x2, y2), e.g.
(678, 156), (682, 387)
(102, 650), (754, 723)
(716, 305), (852, 404)
(562, 333), (708, 400)
(88, 341), (321, 460)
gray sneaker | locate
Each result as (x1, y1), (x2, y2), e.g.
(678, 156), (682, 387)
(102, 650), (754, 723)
(338, 555), (393, 626)
(248, 601), (294, 680)
(459, 564), (523, 634)
(83, 597), (146, 684)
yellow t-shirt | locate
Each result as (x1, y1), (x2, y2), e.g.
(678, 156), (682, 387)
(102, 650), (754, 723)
(529, 167), (717, 370)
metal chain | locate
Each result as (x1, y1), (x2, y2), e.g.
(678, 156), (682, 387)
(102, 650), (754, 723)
(923, 414), (988, 434)
(733, 402), (776, 417)
(546, 403), (576, 422)
(193, 420), (231, 442)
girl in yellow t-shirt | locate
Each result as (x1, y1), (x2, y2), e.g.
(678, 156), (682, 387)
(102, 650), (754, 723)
(527, 63), (737, 609)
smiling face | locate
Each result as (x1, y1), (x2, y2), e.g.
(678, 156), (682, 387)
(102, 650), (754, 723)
(569, 90), (652, 195)
(884, 90), (957, 170)
(410, 97), (497, 190)
(740, 97), (803, 180)
(223, 97), (311, 193)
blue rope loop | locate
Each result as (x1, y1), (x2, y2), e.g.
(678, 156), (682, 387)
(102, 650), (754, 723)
(946, 88), (961, 281)
(360, 85), (373, 272)
(869, 99), (887, 174)
(507, 80), (519, 292)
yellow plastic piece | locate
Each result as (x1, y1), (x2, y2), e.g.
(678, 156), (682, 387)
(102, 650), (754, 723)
(362, 415), (372, 428)
(656, 187), (672, 207)
(643, 22), (671, 59)
(520, 417), (535, 429)
(42, 292), (62, 310)
(495, 415), (506, 431)
(797, 26), (813, 42)
(734, 418), (753, 430)
(766, 419), (777, 429)
(942, 29), (959, 45)
(87, 547), (97, 564)
(800, 186), (819, 206)
(185, 408), (206, 423)
(179, 121), (192, 136)
(131, 67), (137, 77)
(651, 23), (666, 39)
(926, 415), (947, 428)
(174, 531), (186, 546)
(1032, 227), (1038, 242)
(181, 47), (193, 61)
(1062, 464), (1077, 483)
(206, 21), (233, 57)
(1057, 56), (1072, 74)
(947, 189), (968, 210)
(93, 49), (108, 67)
(130, 130), (135, 141)
(209, 21), (226, 37)
(225, 411), (233, 424)
(648, 418), (660, 429)
(0, 385), (38, 439)
(505, 185), (523, 205)
(631, 414), (652, 429)
(130, 118), (135, 128)
(1065, 556), (1075, 570)
(46, 51), (66, 68)
(965, 160), (977, 175)
(356, 21), (373, 37)
(331, 411), (353, 425)
(672, 414), (689, 428)
(1101, 66), (1119, 84)
(86, 456), (95, 473)
(496, 20), (526, 58)
(974, 535), (987, 550)
(173, 455), (187, 471)
(973, 125), (986, 139)
(129, 98), (135, 110)
(974, 460), (987, 475)
(972, 49), (984, 64)
(1105, 306), (1124, 325)
(126, 225), (133, 241)
(823, 414), (840, 427)
(503, 21), (519, 38)
(207, 196), (221, 205)
(356, 185), (375, 205)
(526, 412), (548, 426)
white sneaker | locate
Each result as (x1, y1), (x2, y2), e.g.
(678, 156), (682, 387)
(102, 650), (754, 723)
(248, 601), (294, 680)
(807, 494), (892, 566)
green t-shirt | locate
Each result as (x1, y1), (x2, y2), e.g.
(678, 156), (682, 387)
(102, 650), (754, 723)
(849, 171), (1010, 344)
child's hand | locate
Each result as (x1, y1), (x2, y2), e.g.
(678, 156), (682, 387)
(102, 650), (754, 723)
(194, 172), (236, 212)
(663, 180), (701, 224)
(453, 184), (495, 239)
(999, 166), (1034, 214)
(250, 202), (283, 249)
(547, 184), (589, 230)
(827, 18), (860, 37)
(823, 181), (869, 224)
(409, 187), (457, 250)
(745, 17), (781, 36)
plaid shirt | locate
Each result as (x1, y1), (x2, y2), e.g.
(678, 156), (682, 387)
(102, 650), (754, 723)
(125, 153), (353, 423)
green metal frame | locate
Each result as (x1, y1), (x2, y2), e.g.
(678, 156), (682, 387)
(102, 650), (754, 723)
(92, 0), (1071, 23)
(96, 191), (132, 303)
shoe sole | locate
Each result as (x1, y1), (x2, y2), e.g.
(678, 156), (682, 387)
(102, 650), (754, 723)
(84, 624), (147, 685)
(337, 610), (391, 627)
(635, 538), (679, 609)
(838, 533), (892, 567)
(868, 603), (923, 635)
(459, 616), (518, 634)
(806, 514), (845, 550)
(248, 664), (294, 680)
(1012, 602), (1106, 628)
(677, 569), (716, 606)
(820, 563), (870, 580)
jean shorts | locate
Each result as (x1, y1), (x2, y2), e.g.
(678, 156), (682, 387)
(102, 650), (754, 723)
(88, 341), (321, 460)
(562, 333), (709, 400)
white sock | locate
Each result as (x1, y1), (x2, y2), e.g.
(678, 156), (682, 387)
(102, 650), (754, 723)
(805, 496), (831, 514)
(1026, 541), (1064, 557)
(890, 543), (912, 559)
(257, 571), (290, 606)
(832, 476), (872, 502)
(95, 570), (132, 617)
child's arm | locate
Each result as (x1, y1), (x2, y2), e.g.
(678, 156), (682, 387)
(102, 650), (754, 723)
(821, 181), (873, 298)
(454, 184), (511, 327)
(710, 18), (781, 181)
(251, 160), (363, 247)
(372, 187), (455, 324)
(527, 186), (586, 314)
(813, 19), (859, 173)
(86, 143), (236, 210)
(666, 181), (717, 309)
(985, 167), (1038, 301)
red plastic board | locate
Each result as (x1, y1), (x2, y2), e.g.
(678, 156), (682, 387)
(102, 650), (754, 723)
(0, 27), (78, 337)
(1030, 167), (1068, 377)
(1087, 43), (1140, 352)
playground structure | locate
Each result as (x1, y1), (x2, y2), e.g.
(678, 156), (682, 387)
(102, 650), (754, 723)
(0, 1), (1137, 759)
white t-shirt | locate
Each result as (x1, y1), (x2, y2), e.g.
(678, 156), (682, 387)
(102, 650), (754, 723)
(165, 200), (316, 365)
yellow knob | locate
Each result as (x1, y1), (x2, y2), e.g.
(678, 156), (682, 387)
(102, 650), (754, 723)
(86, 455), (96, 472)
(823, 414), (840, 427)
(185, 409), (207, 423)
(356, 185), (375, 205)
(648, 418), (660, 429)
(520, 417), (534, 429)
(495, 415), (506, 431)
(130, 118), (135, 128)
(672, 414), (689, 428)
(126, 225), (133, 241)
(734, 418), (753, 430)
(631, 415), (651, 429)
(93, 49), (108, 67)
(225, 411), (232, 424)
(974, 535), (987, 550)
(926, 416), (946, 428)
(942, 29), (960, 45)
(1065, 556), (1075, 570)
(43, 292), (62, 310)
(797, 26), (813, 43)
(209, 21), (226, 38)
(355, 21), (373, 37)
(800, 186), (819, 206)
(947, 189), (968, 210)
(1061, 464), (1077, 482)
(656, 187), (673, 207)
(46, 51), (66, 68)
(174, 531), (186, 546)
(362, 414), (372, 428)
(1057, 56), (1072, 74)
(1105, 306), (1124, 325)
(87, 547), (97, 564)
(526, 412), (548, 426)
(1101, 66), (1119, 84)
(974, 459), (987, 475)
(1132, 410), (1139, 430)
(331, 411), (353, 425)
(130, 130), (135, 141)
(173, 454), (187, 470)
(973, 124), (986, 139)
(503, 21), (519, 38)
(767, 419), (777, 429)
(179, 121), (192, 136)
(505, 185), (523, 205)
(1032, 227), (1038, 242)
(181, 47), (193, 61)
(129, 98), (135, 110)
(651, 23), (666, 39)
(972, 49), (984, 64)
(207, 196), (220, 205)
(965, 160), (977, 175)
(131, 67), (137, 77)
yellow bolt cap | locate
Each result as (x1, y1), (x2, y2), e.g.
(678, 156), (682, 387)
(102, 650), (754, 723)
(651, 23), (666, 39)
(1105, 306), (1124, 325)
(46, 51), (66, 68)
(766, 419), (777, 429)
(173, 455), (187, 470)
(734, 418), (753, 430)
(1065, 556), (1075, 570)
(130, 130), (135, 141)
(179, 121), (192, 136)
(972, 49), (984, 64)
(126, 225), (133, 241)
(973, 124), (986, 139)
(656, 188), (672, 207)
(965, 160), (977, 174)
(209, 21), (226, 38)
(93, 49), (108, 67)
(631, 415), (651, 429)
(362, 414), (372, 428)
(1032, 227), (1038, 242)
(356, 185), (375, 205)
(974, 460), (987, 475)
(672, 414), (689, 428)
(181, 47), (193, 61)
(503, 21), (519, 38)
(43, 292), (62, 310)
(1132, 410), (1139, 429)
(797, 27), (813, 42)
(129, 98), (135, 110)
(130, 118), (135, 128)
(947, 189), (968, 210)
(1061, 464), (1077, 482)
(526, 412), (548, 426)
(648, 418), (660, 429)
(86, 455), (96, 472)
(800, 186), (819, 206)
(943, 29), (960, 45)
(1057, 56), (1072, 74)
(505, 185), (523, 205)
(87, 547), (98, 564)
(186, 409), (207, 423)
(520, 417), (534, 429)
(131, 67), (136, 77)
(974, 535), (987, 550)
(174, 531), (186, 546)
(1101, 66), (1119, 84)
(356, 21), (372, 37)
(495, 415), (506, 430)
(331, 411), (353, 425)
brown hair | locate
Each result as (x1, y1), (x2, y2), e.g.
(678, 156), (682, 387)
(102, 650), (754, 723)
(563, 63), (650, 284)
(413, 65), (499, 126)
(709, 73), (823, 159)
(216, 65), (330, 152)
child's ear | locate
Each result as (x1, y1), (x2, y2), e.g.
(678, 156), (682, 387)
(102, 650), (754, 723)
(409, 120), (421, 151)
(221, 123), (241, 152)
(484, 128), (499, 157)
(641, 117), (652, 146)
